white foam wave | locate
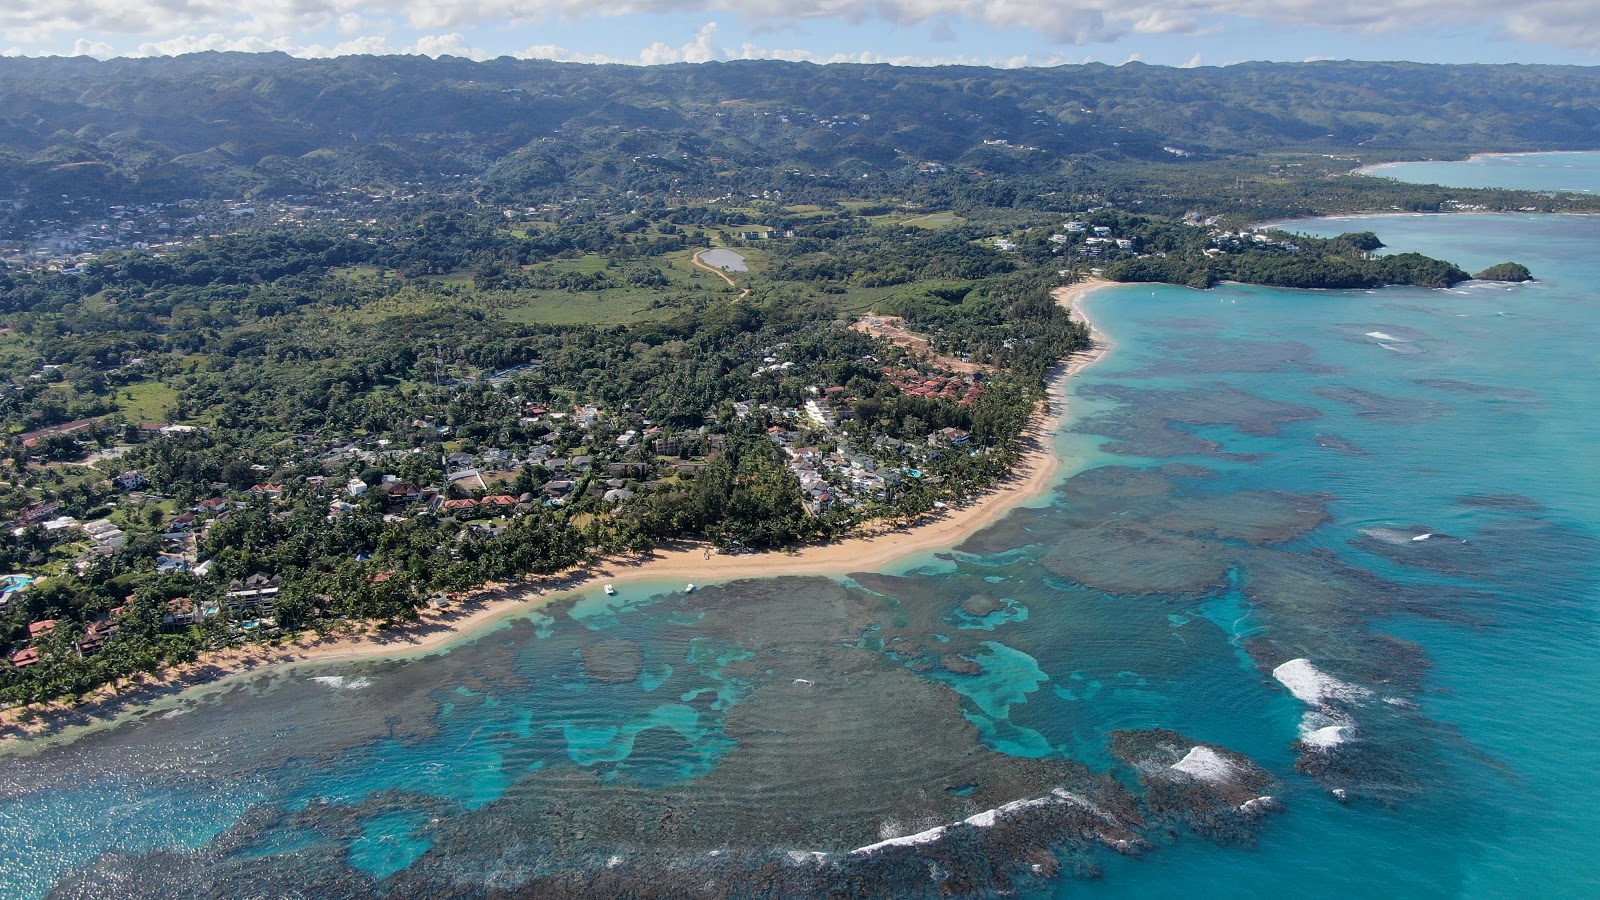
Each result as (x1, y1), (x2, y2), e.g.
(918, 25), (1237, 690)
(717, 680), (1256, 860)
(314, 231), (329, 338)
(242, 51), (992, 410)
(962, 795), (1056, 828)
(851, 789), (1079, 855)
(311, 675), (374, 690)
(786, 850), (829, 865)
(1299, 722), (1350, 749)
(1169, 746), (1237, 783)
(1272, 658), (1372, 707)
(1237, 796), (1277, 814)
(1366, 331), (1404, 341)
(1411, 532), (1433, 542)
(1361, 527), (1416, 545)
(852, 825), (949, 854)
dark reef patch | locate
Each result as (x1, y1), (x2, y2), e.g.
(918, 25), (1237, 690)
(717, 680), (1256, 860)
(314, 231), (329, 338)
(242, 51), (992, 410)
(580, 639), (644, 683)
(1147, 490), (1332, 545)
(1110, 729), (1282, 844)
(961, 594), (1006, 617)
(1413, 377), (1540, 404)
(1041, 525), (1232, 596)
(1458, 493), (1544, 512)
(1072, 383), (1322, 459)
(1134, 338), (1338, 377)
(1313, 385), (1447, 424)
(941, 653), (983, 675)
(1314, 432), (1369, 456)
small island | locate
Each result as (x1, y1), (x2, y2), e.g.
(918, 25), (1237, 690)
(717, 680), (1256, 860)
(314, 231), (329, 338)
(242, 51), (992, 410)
(1474, 262), (1535, 282)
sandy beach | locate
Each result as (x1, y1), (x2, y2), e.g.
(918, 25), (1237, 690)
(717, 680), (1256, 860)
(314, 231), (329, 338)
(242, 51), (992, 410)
(0, 278), (1120, 742)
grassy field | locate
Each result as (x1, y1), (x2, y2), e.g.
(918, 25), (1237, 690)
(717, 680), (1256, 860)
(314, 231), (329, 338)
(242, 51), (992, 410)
(326, 248), (769, 329)
(498, 289), (671, 325)
(827, 284), (924, 316)
(115, 380), (180, 422)
(863, 210), (966, 229)
(898, 211), (966, 229)
(0, 327), (34, 372)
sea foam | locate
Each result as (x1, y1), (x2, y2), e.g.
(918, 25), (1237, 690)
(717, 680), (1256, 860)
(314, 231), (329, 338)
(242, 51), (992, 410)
(1169, 746), (1237, 783)
(1298, 721), (1350, 749)
(311, 675), (374, 690)
(850, 790), (1079, 855)
(1271, 658), (1372, 707)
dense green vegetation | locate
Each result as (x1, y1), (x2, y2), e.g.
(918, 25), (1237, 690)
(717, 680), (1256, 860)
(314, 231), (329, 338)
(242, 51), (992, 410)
(1474, 262), (1534, 282)
(1103, 229), (1477, 290)
(7, 55), (1600, 225)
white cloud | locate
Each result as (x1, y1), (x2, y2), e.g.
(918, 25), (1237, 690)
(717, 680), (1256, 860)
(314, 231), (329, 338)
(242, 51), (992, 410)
(1182, 52), (1204, 68)
(71, 38), (117, 58)
(508, 21), (1071, 67)
(638, 21), (719, 64)
(8, 0), (1600, 62)
(132, 33), (291, 56)
(411, 32), (491, 59)
(5, 0), (1600, 53)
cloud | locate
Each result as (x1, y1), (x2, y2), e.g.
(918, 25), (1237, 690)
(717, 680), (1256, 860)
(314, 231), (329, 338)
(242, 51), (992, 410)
(71, 38), (117, 58)
(5, 0), (1600, 52)
(8, 0), (1600, 62)
(639, 21), (719, 64)
(411, 32), (492, 59)
(510, 23), (1072, 68)
(1182, 52), (1204, 68)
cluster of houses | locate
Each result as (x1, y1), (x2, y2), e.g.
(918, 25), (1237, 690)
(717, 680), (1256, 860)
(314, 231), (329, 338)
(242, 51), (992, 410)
(771, 433), (900, 515)
(5, 617), (109, 668)
(1205, 230), (1300, 255)
(6, 571), (287, 668)
(1048, 222), (1136, 258)
(764, 397), (973, 515)
(0, 192), (402, 274)
(880, 368), (986, 405)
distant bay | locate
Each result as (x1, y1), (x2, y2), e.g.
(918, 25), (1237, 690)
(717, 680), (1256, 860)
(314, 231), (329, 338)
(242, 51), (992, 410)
(1360, 149), (1600, 193)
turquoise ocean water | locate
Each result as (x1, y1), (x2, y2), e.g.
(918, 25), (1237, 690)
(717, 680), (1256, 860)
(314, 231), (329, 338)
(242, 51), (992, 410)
(3, 156), (1600, 898)
(1361, 150), (1600, 193)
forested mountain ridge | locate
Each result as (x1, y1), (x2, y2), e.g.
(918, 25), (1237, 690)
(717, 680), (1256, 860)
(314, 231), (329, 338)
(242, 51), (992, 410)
(5, 54), (1600, 206)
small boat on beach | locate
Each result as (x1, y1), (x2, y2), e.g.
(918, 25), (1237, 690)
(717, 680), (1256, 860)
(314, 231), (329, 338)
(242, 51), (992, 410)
(604, 584), (616, 595)
(685, 583), (696, 593)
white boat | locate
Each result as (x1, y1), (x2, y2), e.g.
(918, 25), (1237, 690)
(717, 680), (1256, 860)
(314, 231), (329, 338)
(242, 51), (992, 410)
(685, 583), (696, 593)
(604, 584), (616, 595)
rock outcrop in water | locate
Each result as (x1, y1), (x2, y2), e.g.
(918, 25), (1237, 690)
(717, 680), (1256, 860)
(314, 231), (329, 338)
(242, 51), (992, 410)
(1110, 729), (1282, 845)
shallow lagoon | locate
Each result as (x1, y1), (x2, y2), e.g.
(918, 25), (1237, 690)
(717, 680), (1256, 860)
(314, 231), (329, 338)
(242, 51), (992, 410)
(6, 160), (1600, 897)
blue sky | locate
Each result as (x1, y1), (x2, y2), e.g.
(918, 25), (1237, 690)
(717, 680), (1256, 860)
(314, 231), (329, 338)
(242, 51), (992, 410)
(4, 2), (1598, 67)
